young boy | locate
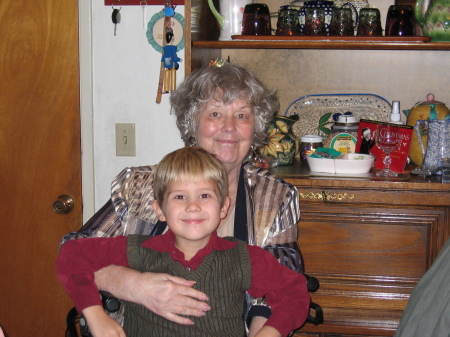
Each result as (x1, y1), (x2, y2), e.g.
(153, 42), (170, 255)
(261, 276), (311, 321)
(56, 147), (310, 337)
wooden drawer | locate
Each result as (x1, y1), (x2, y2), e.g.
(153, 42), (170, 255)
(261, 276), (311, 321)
(294, 204), (429, 335)
(298, 202), (448, 271)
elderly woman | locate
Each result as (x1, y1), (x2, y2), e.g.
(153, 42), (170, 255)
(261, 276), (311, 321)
(64, 63), (305, 336)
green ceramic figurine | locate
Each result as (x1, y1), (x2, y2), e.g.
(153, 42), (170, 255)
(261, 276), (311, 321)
(258, 115), (299, 165)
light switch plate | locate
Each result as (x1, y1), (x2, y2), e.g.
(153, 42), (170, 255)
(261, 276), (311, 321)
(116, 123), (136, 156)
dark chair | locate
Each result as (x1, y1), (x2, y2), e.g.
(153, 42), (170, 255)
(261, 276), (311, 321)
(64, 200), (323, 335)
(66, 292), (121, 337)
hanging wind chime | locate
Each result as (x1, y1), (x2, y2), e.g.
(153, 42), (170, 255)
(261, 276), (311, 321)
(109, 0), (185, 104)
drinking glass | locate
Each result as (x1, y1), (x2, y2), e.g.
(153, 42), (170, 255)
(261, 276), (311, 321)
(441, 150), (450, 182)
(276, 6), (301, 36)
(357, 8), (383, 37)
(375, 122), (402, 177)
(329, 7), (354, 36)
(439, 123), (450, 182)
(242, 3), (272, 36)
(385, 5), (416, 36)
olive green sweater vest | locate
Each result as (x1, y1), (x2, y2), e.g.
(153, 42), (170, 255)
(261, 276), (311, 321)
(124, 235), (252, 337)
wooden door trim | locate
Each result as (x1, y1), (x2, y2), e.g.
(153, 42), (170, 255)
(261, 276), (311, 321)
(79, 0), (95, 222)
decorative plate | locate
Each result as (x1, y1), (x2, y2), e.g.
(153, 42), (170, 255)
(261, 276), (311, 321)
(284, 93), (392, 140)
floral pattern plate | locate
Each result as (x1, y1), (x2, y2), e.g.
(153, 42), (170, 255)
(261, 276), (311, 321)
(284, 93), (392, 140)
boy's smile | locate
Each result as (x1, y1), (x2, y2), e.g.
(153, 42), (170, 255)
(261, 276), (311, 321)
(153, 179), (230, 260)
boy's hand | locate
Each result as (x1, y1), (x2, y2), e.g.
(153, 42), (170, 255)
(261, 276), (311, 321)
(82, 305), (126, 337)
(253, 326), (282, 337)
(248, 316), (267, 337)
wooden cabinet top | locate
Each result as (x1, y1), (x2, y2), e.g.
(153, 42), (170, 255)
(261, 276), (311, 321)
(271, 160), (450, 194)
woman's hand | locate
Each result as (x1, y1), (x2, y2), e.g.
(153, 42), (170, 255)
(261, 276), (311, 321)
(95, 265), (211, 324)
(82, 305), (126, 337)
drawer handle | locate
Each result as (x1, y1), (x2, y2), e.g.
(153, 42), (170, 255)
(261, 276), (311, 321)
(300, 191), (355, 202)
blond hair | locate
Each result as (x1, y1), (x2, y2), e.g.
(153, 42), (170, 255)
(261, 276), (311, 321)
(153, 147), (228, 206)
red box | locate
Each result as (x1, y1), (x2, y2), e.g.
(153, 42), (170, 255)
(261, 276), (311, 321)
(355, 119), (414, 173)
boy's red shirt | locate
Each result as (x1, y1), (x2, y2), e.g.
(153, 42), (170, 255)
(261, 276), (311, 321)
(56, 230), (310, 336)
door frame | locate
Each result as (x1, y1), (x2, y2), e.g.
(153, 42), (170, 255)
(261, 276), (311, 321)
(79, 0), (95, 222)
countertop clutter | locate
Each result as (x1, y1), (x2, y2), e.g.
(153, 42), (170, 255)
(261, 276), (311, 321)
(273, 94), (450, 181)
(272, 158), (450, 187)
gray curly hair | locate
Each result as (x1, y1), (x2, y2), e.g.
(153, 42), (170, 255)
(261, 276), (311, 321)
(170, 64), (278, 148)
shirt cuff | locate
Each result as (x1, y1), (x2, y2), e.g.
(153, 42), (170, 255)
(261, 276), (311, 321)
(69, 286), (103, 314)
(246, 305), (271, 327)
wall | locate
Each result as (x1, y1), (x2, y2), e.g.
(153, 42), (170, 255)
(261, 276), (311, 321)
(82, 0), (449, 219)
(228, 49), (450, 116)
(85, 1), (185, 215)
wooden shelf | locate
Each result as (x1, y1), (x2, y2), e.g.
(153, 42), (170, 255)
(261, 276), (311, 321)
(104, 0), (184, 5)
(192, 40), (450, 51)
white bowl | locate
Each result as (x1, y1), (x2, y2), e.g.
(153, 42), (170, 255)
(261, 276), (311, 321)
(306, 153), (374, 174)
(335, 154), (375, 174)
(306, 156), (335, 173)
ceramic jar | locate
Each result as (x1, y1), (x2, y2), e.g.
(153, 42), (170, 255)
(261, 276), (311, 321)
(258, 115), (299, 165)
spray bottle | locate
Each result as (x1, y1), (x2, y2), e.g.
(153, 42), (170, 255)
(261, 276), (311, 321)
(389, 101), (405, 125)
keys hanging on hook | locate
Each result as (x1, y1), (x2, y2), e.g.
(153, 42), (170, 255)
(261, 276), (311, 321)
(141, 1), (147, 29)
(112, 2), (122, 36)
(112, 8), (121, 36)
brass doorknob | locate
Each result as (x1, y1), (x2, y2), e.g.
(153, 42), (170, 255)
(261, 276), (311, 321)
(53, 195), (74, 214)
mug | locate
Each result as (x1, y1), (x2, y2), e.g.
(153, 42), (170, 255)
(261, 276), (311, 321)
(207, 0), (252, 40)
(242, 3), (271, 35)
(329, 7), (354, 36)
(357, 8), (382, 36)
(385, 5), (416, 36)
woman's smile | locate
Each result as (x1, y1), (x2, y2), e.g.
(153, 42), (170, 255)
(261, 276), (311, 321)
(196, 98), (255, 169)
